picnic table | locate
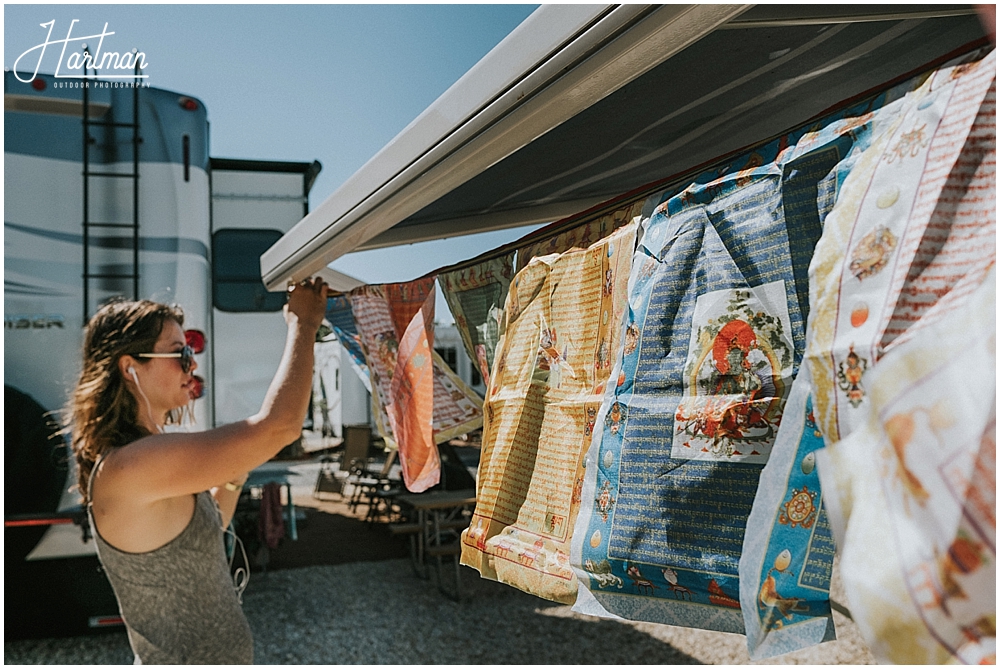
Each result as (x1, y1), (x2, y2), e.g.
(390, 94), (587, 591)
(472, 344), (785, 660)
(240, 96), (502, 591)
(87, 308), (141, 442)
(393, 489), (476, 599)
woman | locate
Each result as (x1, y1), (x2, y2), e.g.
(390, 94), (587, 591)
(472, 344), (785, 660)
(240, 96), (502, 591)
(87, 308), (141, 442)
(68, 277), (328, 664)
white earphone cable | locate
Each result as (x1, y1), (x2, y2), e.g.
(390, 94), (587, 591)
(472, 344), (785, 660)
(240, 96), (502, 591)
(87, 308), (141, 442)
(128, 367), (163, 435)
(225, 525), (250, 603)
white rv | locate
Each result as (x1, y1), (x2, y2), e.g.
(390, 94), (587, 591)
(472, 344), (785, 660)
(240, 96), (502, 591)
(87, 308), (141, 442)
(3, 69), (335, 636)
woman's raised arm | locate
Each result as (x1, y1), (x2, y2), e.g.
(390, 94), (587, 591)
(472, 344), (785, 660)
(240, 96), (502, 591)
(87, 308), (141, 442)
(98, 278), (329, 503)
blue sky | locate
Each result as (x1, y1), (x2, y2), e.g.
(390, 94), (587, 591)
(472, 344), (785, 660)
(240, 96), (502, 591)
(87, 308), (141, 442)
(4, 4), (540, 322)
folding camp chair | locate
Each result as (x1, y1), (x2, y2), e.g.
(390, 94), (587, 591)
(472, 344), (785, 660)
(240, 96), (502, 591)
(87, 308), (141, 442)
(313, 424), (372, 501)
(312, 456), (345, 500)
(353, 449), (403, 523)
(342, 425), (374, 472)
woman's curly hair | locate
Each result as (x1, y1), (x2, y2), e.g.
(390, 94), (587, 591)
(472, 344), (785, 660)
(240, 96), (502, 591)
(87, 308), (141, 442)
(66, 299), (185, 505)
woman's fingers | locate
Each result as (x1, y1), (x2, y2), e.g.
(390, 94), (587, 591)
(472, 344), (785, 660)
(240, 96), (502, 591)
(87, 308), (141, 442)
(306, 277), (327, 295)
(286, 277), (329, 329)
(288, 277), (327, 295)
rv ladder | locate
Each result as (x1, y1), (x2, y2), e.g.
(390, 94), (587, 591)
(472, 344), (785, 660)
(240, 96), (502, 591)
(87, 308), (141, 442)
(81, 50), (143, 322)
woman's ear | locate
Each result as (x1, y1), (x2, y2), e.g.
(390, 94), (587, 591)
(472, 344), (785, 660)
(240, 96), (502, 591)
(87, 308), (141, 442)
(118, 355), (137, 381)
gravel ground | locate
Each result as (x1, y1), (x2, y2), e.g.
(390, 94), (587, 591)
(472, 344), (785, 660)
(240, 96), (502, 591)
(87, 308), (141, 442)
(6, 558), (874, 664)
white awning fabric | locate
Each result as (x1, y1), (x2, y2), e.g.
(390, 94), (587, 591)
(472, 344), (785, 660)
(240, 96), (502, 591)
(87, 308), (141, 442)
(261, 4), (984, 291)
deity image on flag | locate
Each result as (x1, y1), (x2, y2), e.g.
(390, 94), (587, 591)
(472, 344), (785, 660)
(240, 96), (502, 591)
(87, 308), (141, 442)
(532, 314), (576, 389)
(673, 282), (793, 464)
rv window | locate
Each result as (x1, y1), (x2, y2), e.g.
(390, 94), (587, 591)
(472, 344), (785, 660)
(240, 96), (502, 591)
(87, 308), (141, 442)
(435, 347), (458, 374)
(212, 229), (285, 312)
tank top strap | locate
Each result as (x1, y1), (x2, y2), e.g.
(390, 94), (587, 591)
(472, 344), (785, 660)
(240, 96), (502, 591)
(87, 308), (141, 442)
(87, 452), (108, 505)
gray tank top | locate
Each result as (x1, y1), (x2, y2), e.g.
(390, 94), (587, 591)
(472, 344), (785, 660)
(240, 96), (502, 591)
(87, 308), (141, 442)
(88, 458), (254, 664)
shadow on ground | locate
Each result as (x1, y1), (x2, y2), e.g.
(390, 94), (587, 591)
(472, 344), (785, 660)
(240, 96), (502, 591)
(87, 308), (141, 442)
(264, 505), (410, 570)
(248, 561), (704, 665)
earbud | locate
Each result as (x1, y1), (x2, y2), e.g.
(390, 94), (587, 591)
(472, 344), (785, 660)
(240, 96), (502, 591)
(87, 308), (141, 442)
(128, 366), (138, 382)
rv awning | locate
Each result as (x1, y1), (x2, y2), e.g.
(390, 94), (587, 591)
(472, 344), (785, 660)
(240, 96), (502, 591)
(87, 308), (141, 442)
(261, 3), (986, 291)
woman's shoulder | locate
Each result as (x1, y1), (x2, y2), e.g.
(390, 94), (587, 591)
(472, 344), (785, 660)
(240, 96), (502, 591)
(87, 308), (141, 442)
(91, 476), (200, 554)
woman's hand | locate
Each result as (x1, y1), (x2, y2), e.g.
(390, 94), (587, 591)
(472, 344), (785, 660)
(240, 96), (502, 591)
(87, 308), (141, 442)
(284, 277), (328, 331)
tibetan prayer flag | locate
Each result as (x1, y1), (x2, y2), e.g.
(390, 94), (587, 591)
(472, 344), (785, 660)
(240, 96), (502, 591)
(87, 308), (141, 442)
(325, 294), (371, 392)
(429, 348), (484, 443)
(327, 292), (483, 445)
(350, 278), (439, 492)
(569, 88), (894, 633)
(516, 199), (644, 272)
(805, 48), (996, 664)
(438, 254), (514, 388)
(461, 222), (637, 603)
(739, 366), (837, 659)
(816, 270), (995, 664)
(806, 48), (996, 443)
